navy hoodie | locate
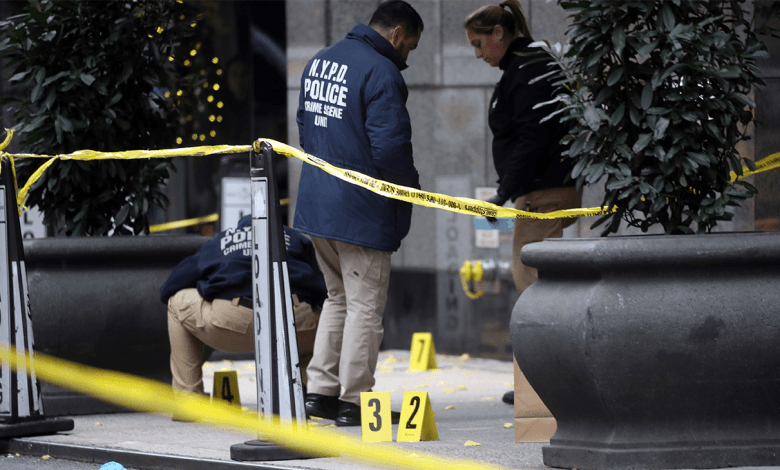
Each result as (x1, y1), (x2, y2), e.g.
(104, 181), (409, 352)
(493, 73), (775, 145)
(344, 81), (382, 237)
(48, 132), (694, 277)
(294, 23), (420, 252)
(160, 216), (327, 307)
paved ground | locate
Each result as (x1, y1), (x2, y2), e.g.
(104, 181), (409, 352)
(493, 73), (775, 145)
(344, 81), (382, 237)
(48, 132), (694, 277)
(5, 350), (780, 470)
(6, 350), (546, 470)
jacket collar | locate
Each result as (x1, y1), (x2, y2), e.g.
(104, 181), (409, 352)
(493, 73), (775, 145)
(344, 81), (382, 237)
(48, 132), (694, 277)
(346, 23), (408, 71)
(499, 36), (534, 70)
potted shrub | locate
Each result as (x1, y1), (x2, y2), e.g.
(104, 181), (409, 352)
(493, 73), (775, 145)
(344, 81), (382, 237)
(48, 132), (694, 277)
(510, 1), (780, 468)
(0, 1), (210, 414)
(1, 0), (205, 235)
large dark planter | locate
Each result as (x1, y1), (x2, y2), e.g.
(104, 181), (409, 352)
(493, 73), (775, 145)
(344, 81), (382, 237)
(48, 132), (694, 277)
(24, 235), (206, 416)
(510, 231), (780, 469)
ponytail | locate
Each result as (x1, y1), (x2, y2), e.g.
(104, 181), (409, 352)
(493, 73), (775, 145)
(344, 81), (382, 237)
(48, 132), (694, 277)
(463, 0), (531, 39)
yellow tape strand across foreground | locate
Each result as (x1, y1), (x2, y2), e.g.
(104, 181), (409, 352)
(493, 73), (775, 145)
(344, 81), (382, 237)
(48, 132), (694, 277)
(0, 345), (504, 470)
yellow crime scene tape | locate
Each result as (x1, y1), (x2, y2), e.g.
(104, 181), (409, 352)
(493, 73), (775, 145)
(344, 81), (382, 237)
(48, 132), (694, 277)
(0, 344), (504, 470)
(3, 128), (778, 222)
(1, 127), (780, 465)
(730, 151), (780, 182)
(254, 139), (614, 220)
(1, 128), (607, 220)
(149, 212), (219, 233)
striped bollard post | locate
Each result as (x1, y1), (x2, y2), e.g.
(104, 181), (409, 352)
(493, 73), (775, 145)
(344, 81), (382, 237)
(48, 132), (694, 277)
(0, 157), (73, 437)
(230, 142), (310, 461)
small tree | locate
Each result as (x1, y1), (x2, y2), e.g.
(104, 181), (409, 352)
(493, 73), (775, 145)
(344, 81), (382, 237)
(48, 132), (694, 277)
(0, 0), (204, 236)
(551, 0), (768, 235)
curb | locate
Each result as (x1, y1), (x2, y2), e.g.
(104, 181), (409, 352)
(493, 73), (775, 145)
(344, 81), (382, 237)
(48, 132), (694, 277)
(1, 439), (303, 470)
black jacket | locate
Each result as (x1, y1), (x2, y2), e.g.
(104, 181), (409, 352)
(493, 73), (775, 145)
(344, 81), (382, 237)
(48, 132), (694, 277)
(489, 37), (575, 201)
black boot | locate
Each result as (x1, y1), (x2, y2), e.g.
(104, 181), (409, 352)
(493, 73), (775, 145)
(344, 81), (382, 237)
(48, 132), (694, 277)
(335, 401), (401, 427)
(305, 393), (340, 420)
(502, 390), (514, 405)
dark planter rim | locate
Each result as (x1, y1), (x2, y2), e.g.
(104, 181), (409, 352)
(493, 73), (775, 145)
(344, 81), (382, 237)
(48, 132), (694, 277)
(521, 231), (780, 271)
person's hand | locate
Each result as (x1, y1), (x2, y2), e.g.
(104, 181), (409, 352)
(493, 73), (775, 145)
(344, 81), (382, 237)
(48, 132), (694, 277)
(485, 192), (508, 223)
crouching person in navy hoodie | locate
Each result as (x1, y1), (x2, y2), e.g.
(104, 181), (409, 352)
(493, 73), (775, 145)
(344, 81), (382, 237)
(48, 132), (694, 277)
(160, 215), (327, 396)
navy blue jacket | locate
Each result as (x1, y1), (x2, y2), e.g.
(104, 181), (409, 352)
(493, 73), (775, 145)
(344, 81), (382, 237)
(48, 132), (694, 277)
(294, 23), (420, 252)
(490, 37), (575, 201)
(160, 216), (327, 307)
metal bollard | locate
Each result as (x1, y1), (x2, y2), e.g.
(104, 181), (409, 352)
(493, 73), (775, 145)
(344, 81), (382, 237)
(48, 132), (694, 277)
(230, 142), (309, 461)
(0, 157), (73, 437)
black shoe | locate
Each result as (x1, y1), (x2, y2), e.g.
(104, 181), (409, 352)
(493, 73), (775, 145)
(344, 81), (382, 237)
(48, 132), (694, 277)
(502, 390), (514, 405)
(305, 393), (340, 420)
(334, 401), (401, 427)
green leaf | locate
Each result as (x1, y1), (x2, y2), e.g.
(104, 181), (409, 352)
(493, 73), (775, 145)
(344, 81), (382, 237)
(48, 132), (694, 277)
(73, 204), (89, 222)
(611, 27), (625, 56)
(605, 177), (630, 191)
(42, 71), (69, 87)
(661, 4), (675, 31)
(629, 105), (641, 126)
(584, 103), (606, 130)
(610, 103), (625, 126)
(636, 39), (660, 56)
(653, 117), (670, 140)
(34, 67), (45, 84)
(571, 154), (589, 179)
(586, 162), (607, 183)
(733, 93), (755, 108)
(640, 81), (653, 110)
(632, 133), (652, 154)
(56, 114), (73, 132)
(31, 82), (43, 103)
(114, 204), (131, 227)
(108, 92), (123, 106)
(24, 115), (48, 132)
(686, 152), (711, 166)
(79, 73), (96, 86)
(43, 87), (56, 110)
(120, 62), (133, 83)
(607, 67), (623, 86)
(653, 63), (686, 88)
(653, 145), (667, 162)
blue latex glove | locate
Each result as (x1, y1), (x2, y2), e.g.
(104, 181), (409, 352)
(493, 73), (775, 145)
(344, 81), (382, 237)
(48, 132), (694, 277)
(485, 192), (508, 223)
(100, 463), (127, 470)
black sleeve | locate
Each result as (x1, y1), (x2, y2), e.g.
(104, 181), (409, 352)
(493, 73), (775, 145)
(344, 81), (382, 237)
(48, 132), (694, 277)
(498, 58), (558, 198)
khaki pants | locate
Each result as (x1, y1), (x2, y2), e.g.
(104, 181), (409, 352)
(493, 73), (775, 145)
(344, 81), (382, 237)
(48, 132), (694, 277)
(167, 288), (320, 393)
(512, 187), (582, 294)
(306, 237), (392, 405)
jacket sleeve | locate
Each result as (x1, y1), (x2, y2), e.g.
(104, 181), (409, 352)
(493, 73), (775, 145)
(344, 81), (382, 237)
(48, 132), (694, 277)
(364, 71), (420, 190)
(159, 254), (201, 304)
(498, 58), (558, 199)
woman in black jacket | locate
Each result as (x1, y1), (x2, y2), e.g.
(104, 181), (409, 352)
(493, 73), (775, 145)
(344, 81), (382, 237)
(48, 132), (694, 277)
(465, 0), (583, 407)
(464, 0), (582, 295)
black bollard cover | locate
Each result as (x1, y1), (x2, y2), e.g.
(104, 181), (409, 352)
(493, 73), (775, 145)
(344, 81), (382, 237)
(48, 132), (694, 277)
(0, 157), (73, 436)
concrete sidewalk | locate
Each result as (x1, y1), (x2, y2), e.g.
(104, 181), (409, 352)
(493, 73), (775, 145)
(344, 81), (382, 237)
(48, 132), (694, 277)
(6, 351), (548, 470)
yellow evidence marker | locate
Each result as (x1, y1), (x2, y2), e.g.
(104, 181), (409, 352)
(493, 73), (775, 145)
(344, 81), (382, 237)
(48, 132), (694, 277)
(408, 332), (437, 371)
(397, 391), (438, 442)
(212, 370), (240, 407)
(360, 392), (393, 442)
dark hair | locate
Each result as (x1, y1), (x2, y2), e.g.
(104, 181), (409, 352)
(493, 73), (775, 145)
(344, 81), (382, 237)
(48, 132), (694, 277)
(369, 0), (424, 37)
(463, 0), (531, 39)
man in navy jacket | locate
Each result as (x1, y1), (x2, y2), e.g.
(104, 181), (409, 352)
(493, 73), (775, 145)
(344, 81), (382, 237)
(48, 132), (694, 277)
(160, 216), (327, 396)
(295, 0), (423, 426)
